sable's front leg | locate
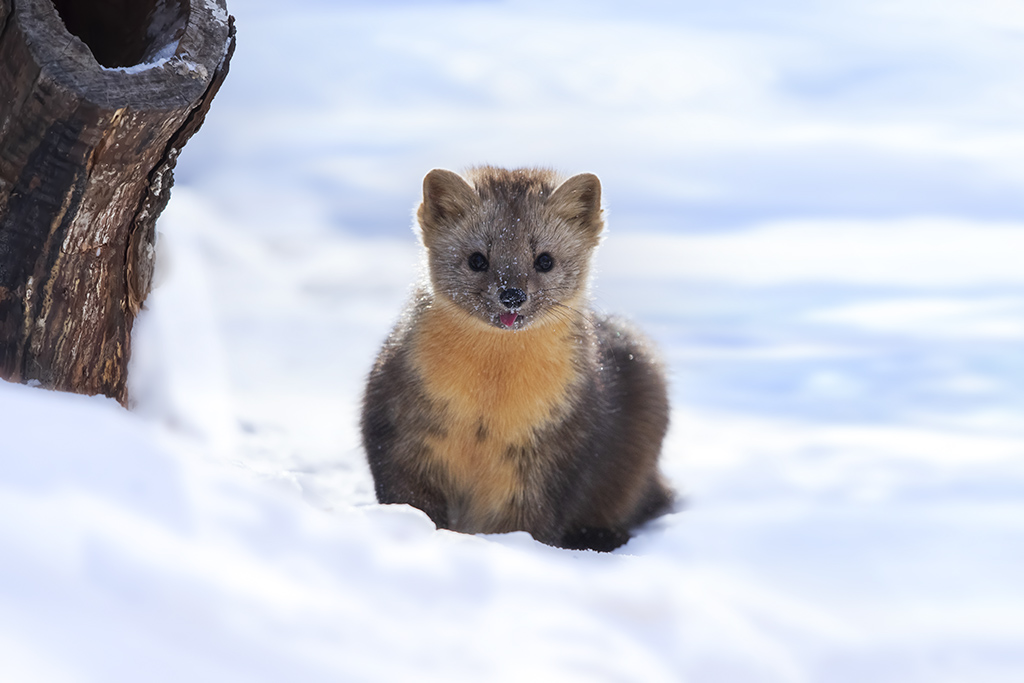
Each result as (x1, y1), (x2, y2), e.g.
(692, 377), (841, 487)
(366, 442), (450, 529)
(362, 391), (451, 528)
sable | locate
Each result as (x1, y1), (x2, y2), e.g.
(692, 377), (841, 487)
(362, 167), (673, 551)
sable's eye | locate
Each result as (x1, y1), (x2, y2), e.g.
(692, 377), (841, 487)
(534, 252), (554, 272)
(468, 252), (489, 272)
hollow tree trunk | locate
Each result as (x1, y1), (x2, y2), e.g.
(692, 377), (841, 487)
(0, 0), (235, 404)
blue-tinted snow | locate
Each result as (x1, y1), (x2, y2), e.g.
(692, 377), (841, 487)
(2, 0), (1022, 680)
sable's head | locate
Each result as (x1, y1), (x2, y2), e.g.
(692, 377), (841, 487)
(416, 167), (603, 331)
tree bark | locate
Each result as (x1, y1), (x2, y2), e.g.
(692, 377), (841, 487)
(0, 0), (235, 404)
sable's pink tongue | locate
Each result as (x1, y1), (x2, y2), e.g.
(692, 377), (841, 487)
(500, 313), (518, 328)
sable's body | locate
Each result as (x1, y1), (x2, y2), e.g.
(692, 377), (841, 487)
(362, 167), (672, 551)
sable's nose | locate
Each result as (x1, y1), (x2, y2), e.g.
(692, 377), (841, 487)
(499, 287), (527, 310)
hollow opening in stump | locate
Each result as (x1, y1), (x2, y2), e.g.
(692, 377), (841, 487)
(50, 0), (190, 68)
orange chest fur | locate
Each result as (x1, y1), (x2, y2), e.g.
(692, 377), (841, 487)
(411, 303), (581, 519)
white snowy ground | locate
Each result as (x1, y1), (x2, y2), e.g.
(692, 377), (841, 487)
(3, 0), (1024, 680)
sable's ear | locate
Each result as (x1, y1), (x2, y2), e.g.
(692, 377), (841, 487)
(418, 169), (478, 242)
(547, 173), (603, 240)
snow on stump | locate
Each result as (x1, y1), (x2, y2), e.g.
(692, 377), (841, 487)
(0, 0), (235, 404)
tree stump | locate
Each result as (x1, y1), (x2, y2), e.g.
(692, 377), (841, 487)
(0, 0), (235, 404)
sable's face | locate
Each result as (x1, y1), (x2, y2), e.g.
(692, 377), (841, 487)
(417, 168), (604, 331)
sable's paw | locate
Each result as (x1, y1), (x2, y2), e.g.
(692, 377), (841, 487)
(560, 526), (630, 553)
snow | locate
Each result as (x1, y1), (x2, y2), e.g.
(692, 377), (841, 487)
(4, 0), (1024, 680)
(204, 0), (231, 26)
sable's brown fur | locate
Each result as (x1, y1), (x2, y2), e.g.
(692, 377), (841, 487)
(362, 166), (673, 551)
